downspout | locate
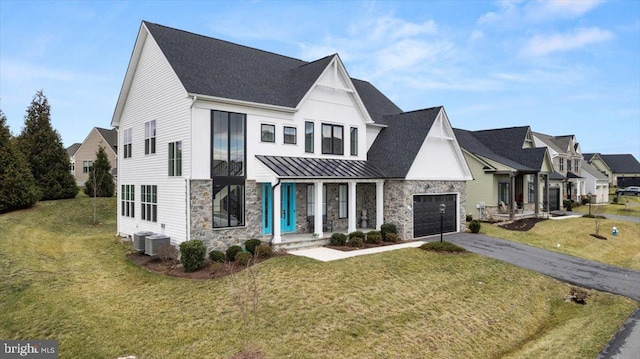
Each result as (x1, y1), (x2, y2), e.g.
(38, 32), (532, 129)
(186, 95), (197, 242)
(269, 178), (282, 245)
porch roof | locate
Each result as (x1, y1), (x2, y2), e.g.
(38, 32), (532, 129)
(256, 155), (386, 179)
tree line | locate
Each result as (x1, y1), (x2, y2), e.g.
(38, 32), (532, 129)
(1, 90), (114, 214)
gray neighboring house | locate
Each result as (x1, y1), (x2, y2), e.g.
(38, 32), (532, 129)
(584, 153), (640, 188)
(580, 160), (609, 203)
(454, 126), (554, 218)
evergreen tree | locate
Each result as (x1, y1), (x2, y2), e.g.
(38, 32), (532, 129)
(16, 90), (77, 200)
(84, 146), (115, 197)
(0, 110), (40, 213)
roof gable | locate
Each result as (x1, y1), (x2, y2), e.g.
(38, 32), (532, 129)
(113, 21), (400, 127)
(454, 126), (550, 173)
(367, 107), (441, 178)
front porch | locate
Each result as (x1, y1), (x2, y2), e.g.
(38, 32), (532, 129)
(273, 228), (373, 251)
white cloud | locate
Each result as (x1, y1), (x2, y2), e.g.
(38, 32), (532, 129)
(469, 30), (484, 42)
(524, 0), (604, 22)
(520, 27), (614, 56)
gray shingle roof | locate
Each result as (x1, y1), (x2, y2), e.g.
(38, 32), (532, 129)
(454, 126), (546, 173)
(256, 155), (385, 179)
(598, 154), (640, 173)
(96, 127), (118, 154)
(581, 160), (608, 180)
(367, 107), (441, 178)
(143, 21), (401, 120)
(66, 143), (81, 157)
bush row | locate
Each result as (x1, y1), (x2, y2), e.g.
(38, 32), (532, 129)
(179, 238), (273, 272)
(329, 223), (400, 247)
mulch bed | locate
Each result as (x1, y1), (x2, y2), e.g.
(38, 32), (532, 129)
(325, 240), (416, 252)
(497, 218), (547, 232)
(127, 251), (288, 280)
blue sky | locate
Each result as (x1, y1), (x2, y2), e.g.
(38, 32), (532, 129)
(1, 0), (639, 159)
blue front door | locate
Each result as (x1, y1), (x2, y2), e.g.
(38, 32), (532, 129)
(281, 183), (296, 233)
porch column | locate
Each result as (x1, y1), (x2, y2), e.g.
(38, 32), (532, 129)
(348, 181), (357, 233)
(510, 173), (516, 221)
(273, 183), (282, 243)
(376, 180), (384, 230)
(534, 173), (540, 216)
(314, 181), (324, 238)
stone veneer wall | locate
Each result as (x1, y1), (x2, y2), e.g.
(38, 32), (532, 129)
(383, 180), (467, 240)
(190, 179), (267, 252)
(356, 183), (377, 230)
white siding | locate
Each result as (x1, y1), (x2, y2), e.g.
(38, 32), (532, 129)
(366, 125), (383, 152)
(406, 111), (472, 181)
(116, 32), (191, 244)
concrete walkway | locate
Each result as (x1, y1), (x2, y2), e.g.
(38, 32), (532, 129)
(288, 240), (425, 262)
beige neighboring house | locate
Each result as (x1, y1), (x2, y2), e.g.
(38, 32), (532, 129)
(66, 142), (81, 176)
(72, 127), (118, 186)
(533, 132), (585, 202)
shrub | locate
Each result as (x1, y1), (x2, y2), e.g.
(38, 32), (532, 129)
(158, 243), (177, 262)
(235, 251), (252, 266)
(563, 199), (573, 211)
(208, 250), (226, 263)
(581, 196), (591, 205)
(348, 236), (363, 247)
(179, 240), (206, 272)
(366, 231), (382, 244)
(420, 241), (466, 253)
(380, 223), (398, 242)
(385, 233), (399, 243)
(348, 231), (365, 240)
(226, 245), (243, 261)
(244, 239), (263, 255)
(329, 233), (347, 246)
(466, 214), (473, 222)
(468, 219), (481, 233)
(255, 244), (272, 258)
(612, 197), (618, 204)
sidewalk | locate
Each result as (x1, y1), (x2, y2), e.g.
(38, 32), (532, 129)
(289, 240), (426, 262)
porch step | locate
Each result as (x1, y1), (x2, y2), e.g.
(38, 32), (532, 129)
(274, 238), (330, 252)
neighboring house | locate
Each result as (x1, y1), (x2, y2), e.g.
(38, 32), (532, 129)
(111, 21), (472, 250)
(533, 132), (585, 203)
(454, 126), (554, 218)
(72, 127), (118, 186)
(583, 153), (640, 188)
(66, 143), (81, 176)
(581, 160), (609, 204)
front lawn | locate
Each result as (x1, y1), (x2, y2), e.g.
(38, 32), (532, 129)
(481, 217), (640, 270)
(0, 196), (636, 358)
(571, 195), (640, 217)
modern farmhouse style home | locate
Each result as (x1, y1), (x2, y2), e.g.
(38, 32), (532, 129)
(111, 21), (472, 250)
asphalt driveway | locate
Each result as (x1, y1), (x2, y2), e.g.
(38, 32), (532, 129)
(443, 232), (640, 359)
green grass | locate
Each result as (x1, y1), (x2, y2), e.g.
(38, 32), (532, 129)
(0, 196), (637, 358)
(482, 217), (640, 270)
(571, 195), (640, 217)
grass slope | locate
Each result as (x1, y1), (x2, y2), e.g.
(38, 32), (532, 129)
(0, 196), (636, 358)
(482, 217), (640, 270)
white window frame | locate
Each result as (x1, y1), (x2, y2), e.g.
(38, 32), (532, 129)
(145, 120), (156, 155)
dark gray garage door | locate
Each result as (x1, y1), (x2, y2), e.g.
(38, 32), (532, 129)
(413, 194), (457, 238)
(548, 188), (560, 211)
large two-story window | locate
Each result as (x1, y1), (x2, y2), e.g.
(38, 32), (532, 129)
(567, 158), (572, 172)
(212, 110), (246, 228)
(322, 124), (343, 155)
(123, 128), (132, 158)
(559, 158), (564, 172)
(121, 184), (134, 218)
(305, 122), (314, 153)
(145, 120), (156, 155)
(168, 141), (182, 176)
(141, 185), (157, 222)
